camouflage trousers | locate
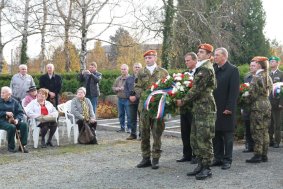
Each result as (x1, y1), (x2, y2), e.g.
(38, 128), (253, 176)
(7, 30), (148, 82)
(139, 111), (165, 159)
(250, 110), (270, 156)
(190, 112), (215, 166)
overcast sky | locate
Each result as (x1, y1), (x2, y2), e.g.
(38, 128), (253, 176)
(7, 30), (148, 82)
(4, 0), (283, 63)
(262, 0), (283, 43)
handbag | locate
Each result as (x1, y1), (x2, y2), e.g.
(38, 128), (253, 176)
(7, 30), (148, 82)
(35, 115), (57, 123)
(78, 121), (96, 144)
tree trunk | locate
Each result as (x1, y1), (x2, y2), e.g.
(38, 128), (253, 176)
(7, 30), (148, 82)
(161, 0), (175, 69)
(20, 0), (30, 65)
(0, 0), (4, 73)
(40, 0), (47, 73)
(80, 3), (87, 70)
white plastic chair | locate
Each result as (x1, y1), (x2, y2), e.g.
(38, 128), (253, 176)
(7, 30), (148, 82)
(57, 100), (79, 144)
(0, 130), (7, 146)
(29, 117), (60, 148)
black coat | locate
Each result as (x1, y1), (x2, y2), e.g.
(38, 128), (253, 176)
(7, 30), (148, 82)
(39, 73), (62, 107)
(213, 62), (240, 131)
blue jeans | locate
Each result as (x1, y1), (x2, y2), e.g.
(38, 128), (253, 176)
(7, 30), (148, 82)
(129, 103), (139, 136)
(89, 96), (98, 114)
(118, 98), (130, 130)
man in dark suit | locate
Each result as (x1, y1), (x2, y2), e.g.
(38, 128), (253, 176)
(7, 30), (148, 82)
(269, 56), (283, 148)
(242, 61), (257, 152)
(212, 47), (240, 170)
(39, 63), (62, 107)
(176, 52), (197, 164)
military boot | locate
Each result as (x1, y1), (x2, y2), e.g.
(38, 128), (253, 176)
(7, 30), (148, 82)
(261, 155), (268, 162)
(246, 154), (262, 163)
(195, 165), (212, 180)
(137, 157), (152, 168)
(187, 160), (203, 176)
(151, 158), (159, 169)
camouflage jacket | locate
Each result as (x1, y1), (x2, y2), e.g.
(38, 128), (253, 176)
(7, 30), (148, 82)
(246, 70), (272, 111)
(134, 66), (168, 112)
(183, 60), (216, 114)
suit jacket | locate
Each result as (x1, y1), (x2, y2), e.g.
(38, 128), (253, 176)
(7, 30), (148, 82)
(269, 69), (283, 110)
(213, 62), (240, 131)
(39, 73), (62, 106)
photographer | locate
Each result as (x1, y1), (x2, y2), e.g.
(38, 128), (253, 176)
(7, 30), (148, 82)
(78, 62), (102, 114)
(125, 63), (142, 140)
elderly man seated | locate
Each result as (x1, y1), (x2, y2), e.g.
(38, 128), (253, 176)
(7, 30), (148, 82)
(0, 86), (29, 153)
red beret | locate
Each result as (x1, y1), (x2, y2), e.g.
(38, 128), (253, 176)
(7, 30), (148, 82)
(251, 56), (268, 62)
(198, 43), (214, 53)
(143, 50), (157, 57)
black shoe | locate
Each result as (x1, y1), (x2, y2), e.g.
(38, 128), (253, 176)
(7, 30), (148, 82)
(269, 142), (274, 147)
(176, 157), (191, 162)
(211, 159), (223, 167)
(273, 143), (279, 148)
(187, 163), (203, 176)
(191, 157), (198, 164)
(137, 157), (152, 168)
(8, 148), (17, 153)
(41, 141), (47, 148)
(152, 158), (159, 169)
(46, 141), (54, 147)
(116, 129), (125, 133)
(18, 146), (29, 153)
(246, 155), (262, 163)
(92, 137), (98, 144)
(221, 162), (231, 170)
(126, 134), (137, 140)
(195, 166), (212, 180)
(262, 155), (268, 162)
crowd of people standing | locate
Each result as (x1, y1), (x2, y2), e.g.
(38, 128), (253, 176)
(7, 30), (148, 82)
(0, 45), (282, 182)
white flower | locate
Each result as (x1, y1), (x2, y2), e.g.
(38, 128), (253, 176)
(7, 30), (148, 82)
(242, 91), (249, 97)
(174, 76), (182, 81)
(183, 81), (190, 87)
(166, 75), (171, 80)
(175, 82), (181, 88)
(180, 86), (185, 92)
(172, 87), (178, 94)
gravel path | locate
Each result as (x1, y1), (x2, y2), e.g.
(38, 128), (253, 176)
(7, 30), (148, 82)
(0, 129), (283, 189)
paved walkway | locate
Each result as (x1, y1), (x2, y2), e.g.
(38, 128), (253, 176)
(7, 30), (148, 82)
(97, 115), (181, 137)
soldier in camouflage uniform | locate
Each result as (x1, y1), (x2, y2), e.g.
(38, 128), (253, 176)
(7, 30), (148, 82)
(130, 50), (168, 169)
(244, 56), (273, 163)
(177, 43), (216, 180)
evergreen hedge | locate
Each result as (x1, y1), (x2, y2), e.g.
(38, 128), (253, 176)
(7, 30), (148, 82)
(0, 66), (252, 95)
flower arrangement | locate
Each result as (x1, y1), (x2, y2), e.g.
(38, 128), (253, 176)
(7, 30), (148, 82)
(238, 83), (250, 108)
(171, 72), (194, 99)
(239, 83), (250, 97)
(142, 72), (194, 119)
(272, 82), (283, 98)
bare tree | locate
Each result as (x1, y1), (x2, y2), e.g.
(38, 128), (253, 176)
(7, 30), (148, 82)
(55, 0), (74, 72)
(73, 0), (123, 70)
